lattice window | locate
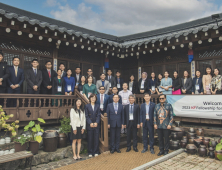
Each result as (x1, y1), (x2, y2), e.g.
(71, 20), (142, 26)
(142, 54), (164, 65)
(0, 43), (19, 51)
(153, 65), (163, 75)
(3, 53), (19, 66)
(93, 65), (101, 80)
(215, 59), (222, 72)
(58, 50), (81, 61)
(198, 60), (212, 75)
(198, 48), (222, 59)
(81, 54), (102, 64)
(178, 63), (191, 78)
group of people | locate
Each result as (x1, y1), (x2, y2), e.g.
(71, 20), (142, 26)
(69, 93), (173, 159)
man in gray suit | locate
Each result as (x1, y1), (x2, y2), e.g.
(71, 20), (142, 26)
(105, 69), (116, 91)
(96, 73), (109, 94)
(87, 68), (96, 84)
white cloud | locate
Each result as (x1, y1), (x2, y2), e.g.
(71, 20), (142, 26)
(44, 0), (59, 7)
(49, 0), (222, 36)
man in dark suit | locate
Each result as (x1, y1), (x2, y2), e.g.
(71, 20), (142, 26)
(115, 71), (124, 92)
(74, 66), (81, 86)
(140, 93), (156, 154)
(107, 94), (124, 153)
(7, 56), (24, 107)
(105, 69), (116, 92)
(0, 52), (9, 106)
(124, 94), (140, 152)
(59, 63), (67, 78)
(109, 86), (122, 104)
(41, 61), (57, 95)
(87, 68), (96, 84)
(96, 86), (109, 115)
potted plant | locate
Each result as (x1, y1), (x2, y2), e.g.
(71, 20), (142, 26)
(58, 116), (71, 148)
(24, 118), (45, 155)
(215, 138), (222, 161)
(14, 135), (29, 152)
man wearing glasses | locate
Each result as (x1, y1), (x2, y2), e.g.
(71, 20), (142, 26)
(140, 93), (155, 154)
(87, 68), (96, 84)
(96, 86), (109, 115)
(154, 94), (173, 156)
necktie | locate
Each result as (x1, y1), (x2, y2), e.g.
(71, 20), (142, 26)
(130, 105), (133, 113)
(34, 69), (36, 76)
(15, 67), (17, 77)
(48, 70), (51, 78)
(115, 103), (118, 114)
(101, 94), (103, 104)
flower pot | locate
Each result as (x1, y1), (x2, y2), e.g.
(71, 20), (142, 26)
(196, 128), (204, 136)
(43, 130), (58, 152)
(14, 142), (27, 152)
(215, 150), (222, 160)
(187, 132), (196, 139)
(180, 140), (187, 148)
(58, 133), (67, 148)
(198, 147), (207, 157)
(28, 141), (39, 155)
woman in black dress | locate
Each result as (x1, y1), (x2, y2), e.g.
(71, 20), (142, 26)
(70, 98), (86, 160)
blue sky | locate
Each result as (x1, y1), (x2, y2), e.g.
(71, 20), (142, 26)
(0, 0), (222, 36)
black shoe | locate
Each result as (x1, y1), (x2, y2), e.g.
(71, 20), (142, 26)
(116, 149), (121, 153)
(126, 148), (131, 152)
(157, 151), (164, 156)
(150, 149), (155, 154)
(133, 148), (138, 152)
(110, 150), (115, 154)
(164, 151), (168, 155)
(141, 149), (148, 153)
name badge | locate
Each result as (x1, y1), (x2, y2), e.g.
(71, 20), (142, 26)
(129, 87), (132, 91)
(115, 111), (117, 114)
(146, 113), (149, 119)
(67, 85), (72, 91)
(76, 82), (79, 86)
(129, 113), (133, 120)
(109, 83), (111, 87)
(151, 86), (155, 91)
(141, 84), (144, 89)
(88, 92), (92, 98)
(195, 85), (200, 90)
(117, 84), (120, 88)
(123, 98), (127, 104)
(57, 86), (62, 92)
(100, 104), (104, 109)
(80, 91), (83, 95)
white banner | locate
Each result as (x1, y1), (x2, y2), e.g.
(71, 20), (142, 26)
(167, 95), (222, 119)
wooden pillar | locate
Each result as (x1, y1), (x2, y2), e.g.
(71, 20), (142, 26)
(138, 55), (143, 81)
(53, 48), (58, 72)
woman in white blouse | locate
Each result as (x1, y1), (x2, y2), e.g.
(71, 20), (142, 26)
(70, 98), (86, 160)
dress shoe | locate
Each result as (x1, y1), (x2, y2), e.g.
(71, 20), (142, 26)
(116, 149), (121, 153)
(141, 149), (148, 153)
(133, 148), (138, 152)
(110, 150), (115, 154)
(164, 151), (168, 155)
(126, 148), (131, 152)
(157, 151), (164, 156)
(150, 149), (155, 154)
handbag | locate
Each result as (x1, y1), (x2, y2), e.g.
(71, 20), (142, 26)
(172, 89), (181, 95)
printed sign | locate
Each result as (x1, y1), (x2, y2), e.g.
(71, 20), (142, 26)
(138, 67), (141, 80)
(191, 61), (195, 78)
(53, 59), (57, 72)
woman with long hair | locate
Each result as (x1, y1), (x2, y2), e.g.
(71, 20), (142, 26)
(148, 72), (156, 94)
(181, 70), (192, 94)
(192, 70), (203, 94)
(128, 75), (138, 94)
(155, 73), (163, 95)
(202, 66), (212, 94)
(78, 76), (86, 94)
(70, 98), (86, 160)
(82, 75), (97, 101)
(172, 71), (182, 95)
(160, 71), (172, 94)
(211, 68), (222, 94)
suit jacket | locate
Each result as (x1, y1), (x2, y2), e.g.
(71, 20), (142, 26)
(109, 94), (122, 104)
(0, 62), (9, 87)
(115, 77), (124, 91)
(127, 80), (138, 94)
(192, 77), (203, 93)
(140, 102), (156, 127)
(138, 78), (149, 94)
(85, 104), (101, 130)
(107, 103), (124, 128)
(61, 71), (67, 78)
(74, 74), (82, 85)
(70, 108), (86, 130)
(41, 68), (57, 91)
(7, 66), (24, 88)
(96, 94), (109, 114)
(26, 68), (42, 90)
(96, 80), (109, 94)
(105, 75), (116, 88)
(181, 77), (192, 93)
(124, 104), (140, 127)
(52, 77), (65, 94)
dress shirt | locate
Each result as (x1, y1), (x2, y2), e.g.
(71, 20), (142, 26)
(113, 102), (118, 112)
(100, 94), (105, 104)
(119, 90), (132, 105)
(32, 67), (37, 74)
(108, 76), (112, 81)
(76, 74), (80, 82)
(145, 102), (150, 119)
(91, 104), (95, 111)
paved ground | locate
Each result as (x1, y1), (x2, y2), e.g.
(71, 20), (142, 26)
(55, 143), (168, 170)
(147, 152), (222, 170)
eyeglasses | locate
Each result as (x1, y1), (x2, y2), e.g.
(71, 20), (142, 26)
(159, 98), (165, 100)
(88, 71), (92, 72)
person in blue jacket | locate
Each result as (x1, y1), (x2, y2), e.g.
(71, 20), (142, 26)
(192, 70), (203, 95)
(63, 69), (75, 95)
(85, 94), (101, 157)
(96, 86), (109, 115)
